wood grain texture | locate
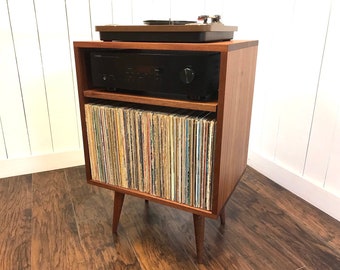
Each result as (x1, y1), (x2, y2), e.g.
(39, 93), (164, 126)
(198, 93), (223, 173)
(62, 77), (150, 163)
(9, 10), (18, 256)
(31, 170), (87, 269)
(83, 90), (218, 112)
(213, 44), (258, 214)
(193, 214), (205, 263)
(73, 40), (258, 53)
(64, 166), (140, 269)
(0, 165), (339, 269)
(74, 41), (258, 225)
(112, 192), (125, 234)
(0, 175), (32, 270)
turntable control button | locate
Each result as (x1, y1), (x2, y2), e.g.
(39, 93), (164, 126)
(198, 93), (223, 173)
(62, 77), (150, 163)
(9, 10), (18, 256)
(180, 67), (195, 84)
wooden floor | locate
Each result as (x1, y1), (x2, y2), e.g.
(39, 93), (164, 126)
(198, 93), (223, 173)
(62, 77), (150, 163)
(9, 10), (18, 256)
(0, 166), (339, 270)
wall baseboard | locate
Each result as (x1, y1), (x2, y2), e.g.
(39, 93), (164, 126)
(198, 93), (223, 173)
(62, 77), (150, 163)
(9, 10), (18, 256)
(248, 151), (340, 222)
(0, 150), (85, 178)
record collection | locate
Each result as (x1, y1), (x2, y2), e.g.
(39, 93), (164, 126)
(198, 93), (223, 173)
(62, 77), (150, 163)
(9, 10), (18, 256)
(85, 102), (216, 210)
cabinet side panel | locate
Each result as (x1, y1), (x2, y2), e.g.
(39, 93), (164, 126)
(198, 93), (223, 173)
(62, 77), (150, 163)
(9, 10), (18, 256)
(213, 45), (258, 214)
(73, 46), (92, 181)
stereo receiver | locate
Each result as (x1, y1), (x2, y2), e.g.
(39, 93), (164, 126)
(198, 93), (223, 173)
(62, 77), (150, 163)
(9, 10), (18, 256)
(90, 49), (220, 101)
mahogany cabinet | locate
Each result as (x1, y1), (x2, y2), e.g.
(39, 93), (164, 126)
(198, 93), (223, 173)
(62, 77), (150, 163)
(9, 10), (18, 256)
(73, 40), (258, 263)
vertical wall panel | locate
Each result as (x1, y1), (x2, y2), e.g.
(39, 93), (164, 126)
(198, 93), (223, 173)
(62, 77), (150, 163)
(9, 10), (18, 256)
(143, 0), (171, 21)
(325, 113), (340, 194)
(170, 0), (204, 21)
(305, 0), (340, 191)
(112, 0), (132, 25)
(131, 0), (156, 24)
(253, 1), (295, 160)
(230, 0), (331, 174)
(66, 0), (93, 148)
(34, 0), (79, 152)
(203, 0), (223, 17)
(0, 0), (31, 159)
(7, 0), (53, 155)
(323, 0), (340, 194)
(66, 0), (92, 41)
(0, 119), (7, 159)
(222, 0), (296, 160)
(90, 0), (113, 39)
(274, 0), (331, 174)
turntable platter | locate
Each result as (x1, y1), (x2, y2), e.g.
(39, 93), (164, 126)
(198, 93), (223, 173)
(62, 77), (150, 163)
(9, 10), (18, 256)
(143, 20), (196, 25)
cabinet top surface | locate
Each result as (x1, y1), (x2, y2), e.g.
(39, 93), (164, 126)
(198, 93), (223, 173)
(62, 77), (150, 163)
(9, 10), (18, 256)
(73, 40), (258, 52)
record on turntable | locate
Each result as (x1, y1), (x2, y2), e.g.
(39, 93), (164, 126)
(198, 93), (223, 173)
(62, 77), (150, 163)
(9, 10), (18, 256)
(143, 20), (196, 25)
(96, 17), (237, 42)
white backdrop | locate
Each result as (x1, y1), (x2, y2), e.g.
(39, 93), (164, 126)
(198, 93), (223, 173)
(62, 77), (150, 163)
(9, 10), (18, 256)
(0, 0), (339, 220)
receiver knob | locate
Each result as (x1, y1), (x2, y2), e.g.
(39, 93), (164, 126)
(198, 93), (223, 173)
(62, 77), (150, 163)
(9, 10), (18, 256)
(180, 67), (195, 84)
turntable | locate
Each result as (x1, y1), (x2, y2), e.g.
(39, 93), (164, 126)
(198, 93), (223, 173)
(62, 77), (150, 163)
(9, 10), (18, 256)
(96, 17), (237, 43)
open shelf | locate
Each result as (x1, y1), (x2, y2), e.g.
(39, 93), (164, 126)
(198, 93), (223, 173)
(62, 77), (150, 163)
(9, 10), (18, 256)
(83, 89), (218, 112)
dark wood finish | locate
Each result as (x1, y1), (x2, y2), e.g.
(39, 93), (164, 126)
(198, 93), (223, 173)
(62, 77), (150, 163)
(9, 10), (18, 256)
(73, 40), (259, 260)
(219, 205), (226, 225)
(31, 170), (89, 269)
(89, 179), (213, 217)
(193, 214), (205, 263)
(84, 90), (218, 112)
(1, 166), (340, 269)
(73, 46), (92, 184)
(213, 44), (258, 214)
(73, 40), (258, 217)
(0, 174), (32, 270)
(112, 192), (125, 234)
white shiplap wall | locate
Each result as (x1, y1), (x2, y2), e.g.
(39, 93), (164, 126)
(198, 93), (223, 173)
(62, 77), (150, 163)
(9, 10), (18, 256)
(0, 0), (339, 220)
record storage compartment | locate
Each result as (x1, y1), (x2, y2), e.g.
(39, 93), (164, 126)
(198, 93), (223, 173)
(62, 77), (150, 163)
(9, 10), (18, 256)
(85, 102), (217, 210)
(73, 40), (258, 263)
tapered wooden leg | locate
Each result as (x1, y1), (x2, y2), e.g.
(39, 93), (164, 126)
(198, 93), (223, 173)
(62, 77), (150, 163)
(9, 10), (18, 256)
(112, 192), (125, 234)
(193, 214), (205, 263)
(219, 205), (226, 225)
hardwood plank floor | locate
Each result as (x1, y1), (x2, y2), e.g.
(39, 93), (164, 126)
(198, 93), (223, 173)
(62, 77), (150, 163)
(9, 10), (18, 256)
(0, 174), (31, 270)
(0, 166), (339, 269)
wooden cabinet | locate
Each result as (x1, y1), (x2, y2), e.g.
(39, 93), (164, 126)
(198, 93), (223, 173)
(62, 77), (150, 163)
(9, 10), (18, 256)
(73, 40), (258, 263)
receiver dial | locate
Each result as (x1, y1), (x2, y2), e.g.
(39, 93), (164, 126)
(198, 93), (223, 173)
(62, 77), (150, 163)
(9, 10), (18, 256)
(180, 67), (195, 84)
